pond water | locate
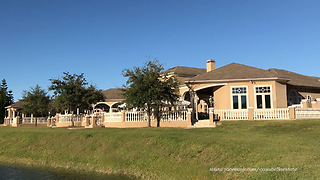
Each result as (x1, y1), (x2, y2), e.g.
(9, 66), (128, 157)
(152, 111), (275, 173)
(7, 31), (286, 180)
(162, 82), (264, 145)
(0, 164), (139, 180)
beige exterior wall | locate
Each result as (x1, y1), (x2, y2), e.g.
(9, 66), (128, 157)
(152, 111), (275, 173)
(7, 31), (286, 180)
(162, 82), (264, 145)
(184, 80), (288, 110)
(104, 120), (190, 128)
(274, 82), (287, 108)
(56, 121), (82, 127)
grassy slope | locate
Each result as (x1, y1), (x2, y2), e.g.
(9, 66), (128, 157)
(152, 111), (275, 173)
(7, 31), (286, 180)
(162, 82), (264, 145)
(0, 120), (319, 179)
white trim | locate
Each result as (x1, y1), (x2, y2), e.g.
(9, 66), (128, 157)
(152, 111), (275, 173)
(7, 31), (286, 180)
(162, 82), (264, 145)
(95, 102), (111, 107)
(230, 86), (249, 110)
(254, 85), (273, 109)
(194, 83), (227, 91)
(186, 77), (290, 84)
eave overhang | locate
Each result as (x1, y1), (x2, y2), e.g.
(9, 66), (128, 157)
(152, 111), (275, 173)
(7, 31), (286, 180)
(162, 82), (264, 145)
(185, 77), (291, 84)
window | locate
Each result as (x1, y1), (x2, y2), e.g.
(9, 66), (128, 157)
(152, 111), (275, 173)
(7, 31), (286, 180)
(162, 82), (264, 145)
(288, 89), (301, 105)
(231, 87), (247, 109)
(255, 86), (272, 109)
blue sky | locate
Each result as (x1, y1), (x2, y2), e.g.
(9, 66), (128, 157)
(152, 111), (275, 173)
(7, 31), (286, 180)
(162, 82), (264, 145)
(1, 0), (320, 101)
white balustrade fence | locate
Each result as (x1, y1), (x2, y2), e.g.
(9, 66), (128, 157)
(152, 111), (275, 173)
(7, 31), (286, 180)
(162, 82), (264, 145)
(160, 110), (187, 121)
(58, 114), (81, 123)
(295, 108), (320, 119)
(214, 109), (249, 120)
(104, 112), (122, 122)
(58, 115), (72, 122)
(125, 111), (153, 122)
(254, 108), (289, 120)
(22, 117), (33, 124)
(36, 117), (47, 123)
(21, 117), (47, 124)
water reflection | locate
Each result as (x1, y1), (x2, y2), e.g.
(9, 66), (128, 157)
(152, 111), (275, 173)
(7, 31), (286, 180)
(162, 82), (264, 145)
(0, 164), (139, 180)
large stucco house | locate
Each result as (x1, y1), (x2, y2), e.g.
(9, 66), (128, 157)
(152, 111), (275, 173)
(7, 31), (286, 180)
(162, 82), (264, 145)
(179, 60), (320, 113)
(4, 59), (320, 128)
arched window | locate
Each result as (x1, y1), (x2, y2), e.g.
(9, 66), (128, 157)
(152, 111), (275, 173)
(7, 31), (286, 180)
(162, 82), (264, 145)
(288, 89), (300, 106)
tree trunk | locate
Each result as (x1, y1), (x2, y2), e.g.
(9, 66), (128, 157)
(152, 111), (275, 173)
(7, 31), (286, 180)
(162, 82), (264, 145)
(156, 108), (160, 127)
(147, 108), (151, 127)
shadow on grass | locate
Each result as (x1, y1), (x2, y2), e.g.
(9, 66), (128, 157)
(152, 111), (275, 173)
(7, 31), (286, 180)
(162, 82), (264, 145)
(0, 164), (140, 180)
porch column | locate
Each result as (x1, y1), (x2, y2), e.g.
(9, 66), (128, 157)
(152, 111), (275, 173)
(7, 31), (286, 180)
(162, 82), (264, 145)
(12, 110), (16, 125)
(8, 109), (12, 119)
(209, 108), (214, 125)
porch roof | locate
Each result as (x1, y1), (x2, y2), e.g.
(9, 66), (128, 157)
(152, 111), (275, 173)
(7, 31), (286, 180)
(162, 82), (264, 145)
(101, 88), (125, 101)
(5, 100), (25, 109)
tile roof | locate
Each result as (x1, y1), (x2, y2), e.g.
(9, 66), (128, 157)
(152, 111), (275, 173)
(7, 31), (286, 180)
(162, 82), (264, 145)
(268, 69), (320, 88)
(188, 63), (278, 82)
(101, 88), (125, 101)
(163, 66), (206, 84)
(185, 62), (320, 89)
(5, 100), (25, 109)
(164, 66), (206, 77)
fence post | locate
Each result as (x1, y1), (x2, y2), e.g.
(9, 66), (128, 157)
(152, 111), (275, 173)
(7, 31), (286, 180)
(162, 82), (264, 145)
(248, 107), (254, 120)
(289, 107), (295, 120)
(85, 115), (90, 126)
(121, 111), (126, 122)
(12, 116), (19, 127)
(3, 118), (8, 126)
(92, 116), (96, 128)
(187, 108), (192, 125)
(47, 117), (51, 127)
(55, 114), (60, 123)
(101, 113), (105, 125)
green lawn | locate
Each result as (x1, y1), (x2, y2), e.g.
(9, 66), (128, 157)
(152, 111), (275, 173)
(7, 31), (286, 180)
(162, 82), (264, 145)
(0, 120), (319, 179)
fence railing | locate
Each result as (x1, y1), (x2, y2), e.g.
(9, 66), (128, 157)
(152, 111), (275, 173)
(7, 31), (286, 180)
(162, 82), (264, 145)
(254, 108), (289, 120)
(20, 117), (48, 124)
(104, 112), (122, 122)
(125, 111), (153, 122)
(214, 109), (249, 120)
(160, 110), (187, 121)
(58, 114), (81, 123)
(295, 108), (320, 119)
